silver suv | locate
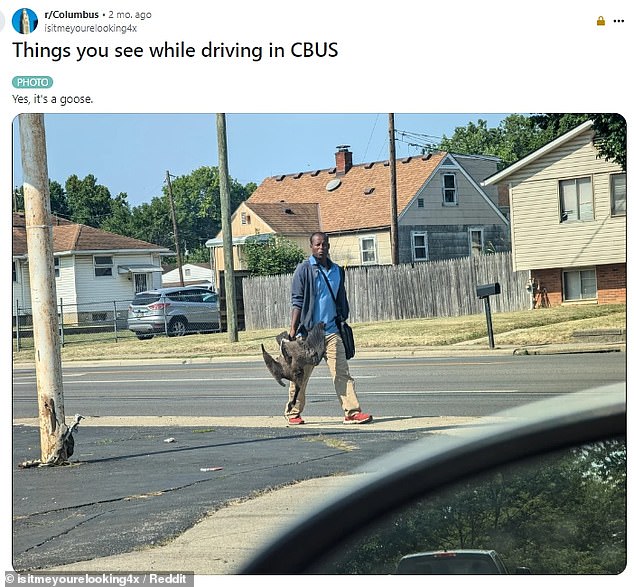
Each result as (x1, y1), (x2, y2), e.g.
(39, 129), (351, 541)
(127, 286), (220, 340)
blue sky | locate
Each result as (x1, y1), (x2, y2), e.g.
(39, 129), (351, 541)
(13, 113), (509, 207)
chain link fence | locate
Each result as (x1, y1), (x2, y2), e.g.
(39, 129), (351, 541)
(13, 298), (137, 351)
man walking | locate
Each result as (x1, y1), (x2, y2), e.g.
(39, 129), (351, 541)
(285, 232), (373, 425)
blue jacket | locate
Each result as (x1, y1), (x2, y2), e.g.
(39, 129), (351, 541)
(291, 258), (349, 336)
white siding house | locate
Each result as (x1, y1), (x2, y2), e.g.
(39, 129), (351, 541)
(12, 213), (171, 323)
(162, 263), (214, 287)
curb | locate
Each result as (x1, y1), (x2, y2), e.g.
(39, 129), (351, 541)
(510, 343), (625, 356)
(12, 342), (624, 369)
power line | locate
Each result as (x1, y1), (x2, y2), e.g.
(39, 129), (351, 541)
(394, 129), (442, 155)
(361, 114), (381, 163)
(397, 129), (444, 142)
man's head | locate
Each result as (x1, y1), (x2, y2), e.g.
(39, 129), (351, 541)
(309, 232), (330, 264)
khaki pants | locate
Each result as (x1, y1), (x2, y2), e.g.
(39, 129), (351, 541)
(285, 332), (361, 418)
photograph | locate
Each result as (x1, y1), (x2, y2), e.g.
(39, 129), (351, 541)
(12, 112), (626, 575)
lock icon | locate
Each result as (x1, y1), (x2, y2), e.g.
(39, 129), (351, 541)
(597, 16), (606, 25)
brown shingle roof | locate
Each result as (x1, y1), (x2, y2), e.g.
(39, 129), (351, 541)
(247, 202), (321, 234)
(247, 152), (446, 233)
(12, 213), (169, 256)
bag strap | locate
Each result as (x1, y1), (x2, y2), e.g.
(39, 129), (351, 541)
(316, 264), (337, 303)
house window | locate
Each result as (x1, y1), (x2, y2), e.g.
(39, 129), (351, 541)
(13, 261), (17, 282)
(359, 236), (377, 265)
(185, 268), (191, 276)
(54, 257), (60, 278)
(469, 228), (484, 256)
(240, 212), (251, 225)
(559, 177), (593, 222)
(611, 173), (626, 216)
(563, 268), (597, 301)
(411, 231), (428, 262)
(417, 198), (424, 208)
(94, 255), (113, 277)
(442, 173), (457, 205)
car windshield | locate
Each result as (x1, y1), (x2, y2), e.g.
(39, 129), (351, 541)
(309, 437), (626, 574)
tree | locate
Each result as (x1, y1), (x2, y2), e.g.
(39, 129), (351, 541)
(13, 186), (22, 212)
(48, 180), (70, 219)
(156, 166), (255, 261)
(532, 113), (626, 170)
(322, 439), (626, 574)
(65, 174), (113, 226)
(99, 192), (135, 237)
(439, 113), (626, 170)
(17, 166), (257, 254)
(13, 180), (69, 218)
(129, 197), (173, 249)
(242, 235), (305, 276)
(438, 115), (545, 166)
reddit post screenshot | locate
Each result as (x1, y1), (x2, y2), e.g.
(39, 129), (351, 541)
(3, 0), (631, 584)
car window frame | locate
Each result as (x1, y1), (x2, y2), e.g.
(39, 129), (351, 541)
(240, 385), (625, 574)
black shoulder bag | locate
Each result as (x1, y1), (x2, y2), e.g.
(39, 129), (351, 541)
(316, 265), (355, 360)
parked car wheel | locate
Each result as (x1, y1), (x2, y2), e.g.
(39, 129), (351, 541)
(135, 333), (154, 340)
(167, 317), (188, 337)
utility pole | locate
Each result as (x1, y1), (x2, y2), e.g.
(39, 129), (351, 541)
(388, 113), (399, 265)
(165, 171), (185, 286)
(216, 114), (238, 342)
(19, 114), (68, 464)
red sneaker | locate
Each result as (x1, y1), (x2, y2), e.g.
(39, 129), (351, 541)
(343, 412), (373, 424)
(287, 416), (305, 425)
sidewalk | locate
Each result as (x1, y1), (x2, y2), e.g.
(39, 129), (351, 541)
(45, 474), (365, 575)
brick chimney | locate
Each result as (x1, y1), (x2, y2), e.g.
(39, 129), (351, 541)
(335, 145), (353, 176)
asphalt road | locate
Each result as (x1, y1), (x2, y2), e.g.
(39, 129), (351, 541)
(12, 353), (627, 419)
(11, 351), (626, 570)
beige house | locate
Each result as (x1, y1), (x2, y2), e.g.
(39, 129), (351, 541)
(206, 146), (509, 282)
(206, 202), (321, 283)
(482, 120), (626, 306)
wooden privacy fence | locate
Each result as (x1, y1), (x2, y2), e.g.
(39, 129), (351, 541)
(243, 252), (531, 330)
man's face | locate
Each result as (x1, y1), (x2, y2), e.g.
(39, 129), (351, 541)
(310, 234), (330, 262)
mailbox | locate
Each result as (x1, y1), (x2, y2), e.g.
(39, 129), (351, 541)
(476, 282), (500, 349)
(476, 282), (501, 298)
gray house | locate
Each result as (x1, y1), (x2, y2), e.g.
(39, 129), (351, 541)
(210, 147), (510, 275)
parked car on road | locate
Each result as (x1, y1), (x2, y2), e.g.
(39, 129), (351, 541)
(240, 383), (625, 574)
(127, 286), (220, 339)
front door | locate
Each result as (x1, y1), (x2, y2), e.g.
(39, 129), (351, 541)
(134, 273), (148, 293)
